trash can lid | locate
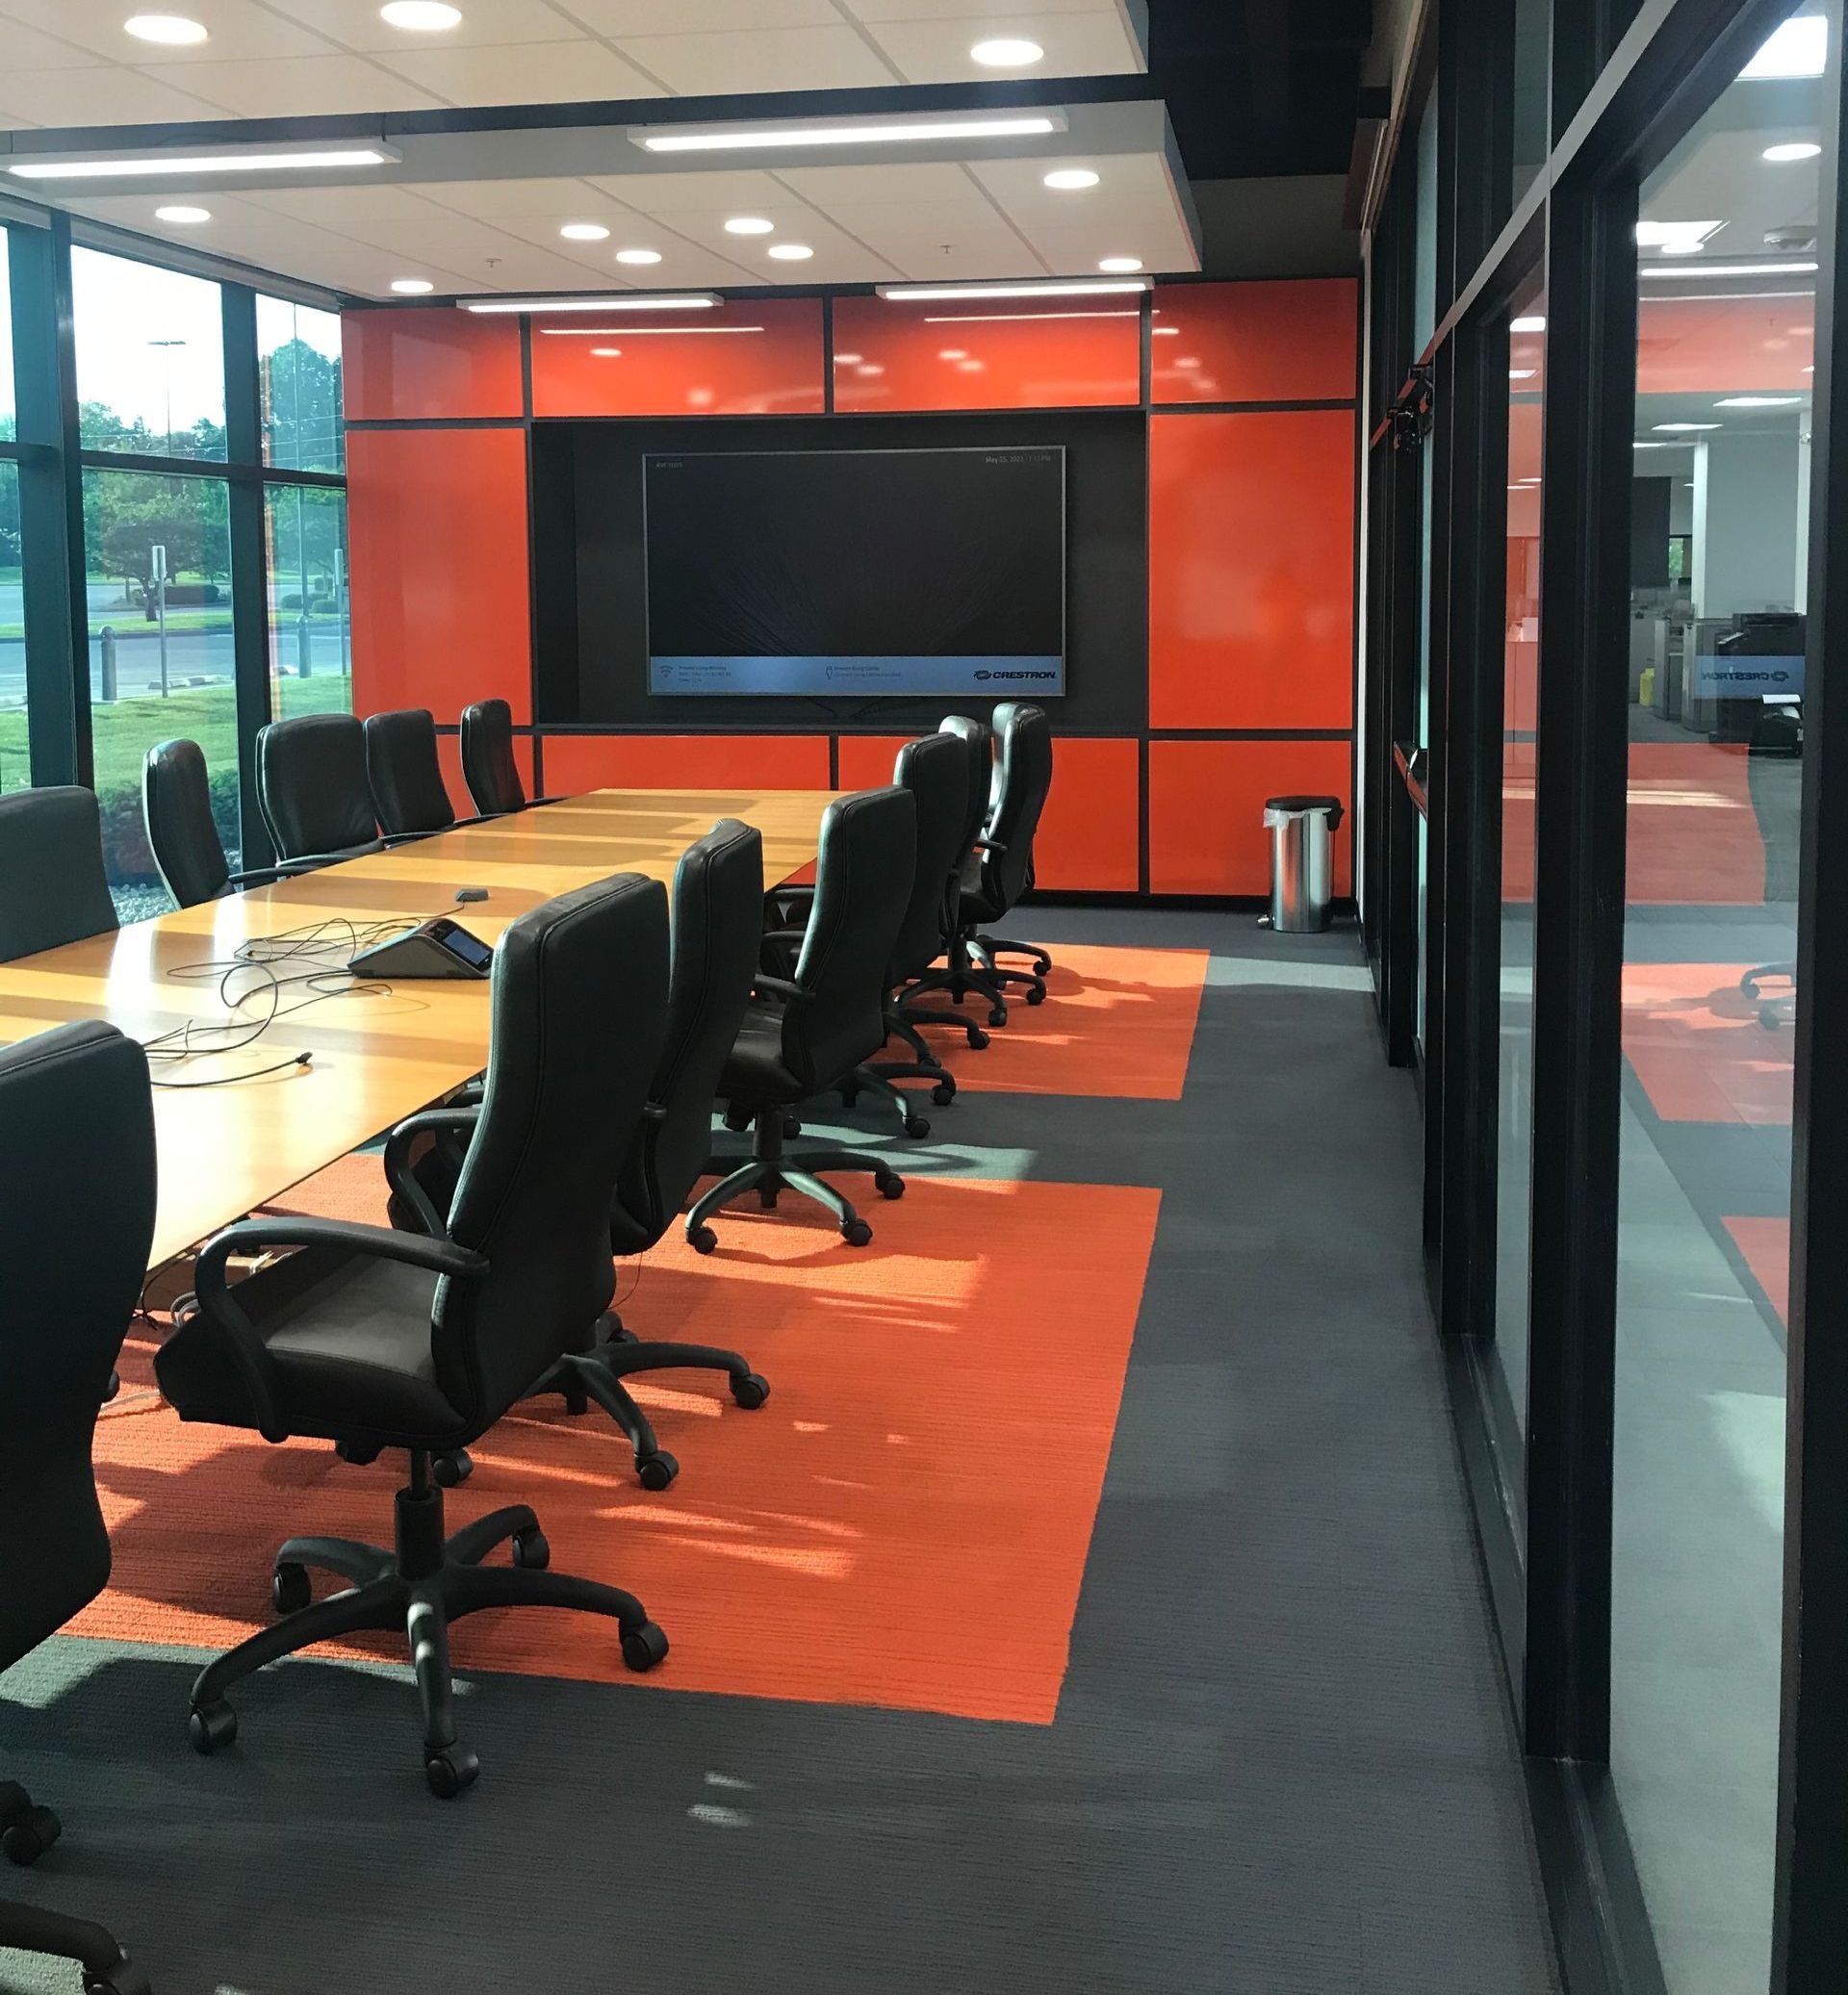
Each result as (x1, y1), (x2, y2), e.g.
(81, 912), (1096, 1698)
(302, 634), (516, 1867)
(1263, 794), (1345, 816)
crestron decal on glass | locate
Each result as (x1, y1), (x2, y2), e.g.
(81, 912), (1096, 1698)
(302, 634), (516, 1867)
(642, 446), (1066, 697)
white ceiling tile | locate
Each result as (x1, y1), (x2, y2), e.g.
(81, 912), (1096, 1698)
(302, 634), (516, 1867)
(235, 185), (457, 225)
(582, 168), (791, 216)
(0, 65), (227, 124)
(1009, 218), (1195, 277)
(258, 0), (588, 52)
(167, 55), (447, 117)
(771, 160), (985, 206)
(968, 149), (1176, 219)
(0, 1), (154, 59)
(567, 0), (841, 30)
(118, 1), (344, 64)
(398, 177), (609, 217)
(864, 10), (1142, 82)
(618, 25), (901, 94)
(0, 16), (116, 68)
(374, 39), (667, 107)
(841, 0), (1101, 16)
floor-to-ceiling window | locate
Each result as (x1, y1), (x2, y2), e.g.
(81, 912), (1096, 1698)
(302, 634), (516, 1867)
(0, 225), (25, 796)
(1609, 10), (1828, 1983)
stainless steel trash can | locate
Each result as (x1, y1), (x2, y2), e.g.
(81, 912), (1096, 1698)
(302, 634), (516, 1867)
(1262, 795), (1345, 933)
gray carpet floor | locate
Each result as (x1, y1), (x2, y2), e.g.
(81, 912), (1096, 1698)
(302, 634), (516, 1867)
(0, 908), (1560, 1995)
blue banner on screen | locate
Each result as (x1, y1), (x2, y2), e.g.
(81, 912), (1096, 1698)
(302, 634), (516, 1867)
(644, 446), (1065, 698)
(651, 654), (1065, 697)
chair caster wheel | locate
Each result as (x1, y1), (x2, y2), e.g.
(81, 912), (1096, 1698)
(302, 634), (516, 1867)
(271, 1562), (312, 1615)
(988, 1008), (1008, 1028)
(189, 1700), (237, 1755)
(966, 1027), (989, 1050)
(637, 1451), (680, 1492)
(932, 1080), (956, 1105)
(424, 1744), (480, 1800)
(2, 1804), (60, 1866)
(783, 1113), (803, 1138)
(839, 1085), (860, 1109)
(433, 1450), (473, 1488)
(1026, 984), (1046, 1006)
(83, 1960), (153, 1995)
(903, 1113), (931, 1138)
(723, 1106), (751, 1134)
(688, 1223), (717, 1255)
(875, 1170), (905, 1200)
(731, 1370), (770, 1410)
(563, 1384), (590, 1416)
(622, 1620), (670, 1672)
(511, 1525), (550, 1571)
(842, 1217), (874, 1246)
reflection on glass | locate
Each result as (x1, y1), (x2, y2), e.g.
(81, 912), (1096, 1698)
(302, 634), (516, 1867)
(0, 228), (13, 442)
(258, 295), (344, 473)
(71, 247), (225, 461)
(0, 462), (25, 796)
(82, 469), (233, 912)
(265, 484), (350, 723)
(1609, 6), (1828, 1985)
(1512, 0), (1553, 205)
(1495, 281), (1546, 1448)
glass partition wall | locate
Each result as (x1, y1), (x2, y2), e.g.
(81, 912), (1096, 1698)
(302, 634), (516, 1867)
(1362, 3), (1848, 1991)
(0, 219), (346, 910)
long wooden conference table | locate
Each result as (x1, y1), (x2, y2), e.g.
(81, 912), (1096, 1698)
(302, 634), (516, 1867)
(0, 787), (837, 1270)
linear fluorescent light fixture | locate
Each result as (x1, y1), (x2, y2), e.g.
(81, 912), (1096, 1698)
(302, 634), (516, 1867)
(458, 293), (721, 314)
(629, 111), (1065, 154)
(1640, 260), (1818, 278)
(538, 324), (762, 335)
(6, 141), (398, 181)
(878, 278), (1150, 301)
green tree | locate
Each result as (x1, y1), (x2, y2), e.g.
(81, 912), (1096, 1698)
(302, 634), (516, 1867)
(263, 337), (343, 472)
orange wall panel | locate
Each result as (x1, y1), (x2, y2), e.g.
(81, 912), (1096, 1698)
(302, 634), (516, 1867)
(835, 735), (911, 790)
(1148, 409), (1355, 731)
(1148, 739), (1351, 897)
(832, 294), (1140, 412)
(438, 727), (533, 819)
(1151, 280), (1357, 406)
(1031, 737), (1140, 891)
(530, 298), (825, 418)
(343, 309), (523, 422)
(347, 426), (531, 725)
(540, 733), (831, 795)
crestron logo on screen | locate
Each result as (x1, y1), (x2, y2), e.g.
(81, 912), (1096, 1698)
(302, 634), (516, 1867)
(974, 669), (1059, 683)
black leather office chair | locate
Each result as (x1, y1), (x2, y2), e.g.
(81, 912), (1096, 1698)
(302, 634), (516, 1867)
(893, 717), (1010, 1046)
(0, 788), (119, 962)
(364, 707), (457, 839)
(254, 713), (387, 868)
(963, 701), (1056, 1000)
(460, 698), (527, 816)
(396, 822), (771, 1492)
(689, 787), (914, 1250)
(0, 1020), (157, 1994)
(155, 874), (674, 1798)
(142, 738), (295, 909)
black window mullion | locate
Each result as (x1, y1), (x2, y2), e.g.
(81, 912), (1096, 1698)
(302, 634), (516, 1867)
(221, 282), (272, 868)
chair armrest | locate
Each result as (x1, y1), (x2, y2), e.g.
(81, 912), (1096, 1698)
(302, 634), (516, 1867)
(975, 835), (1007, 855)
(192, 1215), (488, 1442)
(224, 861), (299, 889)
(383, 1106), (483, 1238)
(753, 973), (810, 1007)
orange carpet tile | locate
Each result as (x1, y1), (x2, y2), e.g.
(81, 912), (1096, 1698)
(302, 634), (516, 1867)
(83, 1165), (1160, 1726)
(1724, 1215), (1791, 1327)
(1622, 962), (1794, 1125)
(912, 943), (1208, 1101)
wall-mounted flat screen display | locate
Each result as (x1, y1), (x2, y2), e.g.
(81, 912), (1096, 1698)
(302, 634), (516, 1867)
(644, 446), (1065, 698)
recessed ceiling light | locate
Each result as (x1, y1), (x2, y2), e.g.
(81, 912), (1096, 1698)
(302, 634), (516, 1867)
(1764, 141), (1823, 162)
(1511, 315), (1546, 332)
(856, 363), (885, 376)
(834, 351), (862, 364)
(1152, 324), (1180, 336)
(391, 277), (435, 294)
(1716, 394), (1804, 406)
(724, 217), (775, 235)
(631, 112), (1064, 153)
(1098, 257), (1143, 273)
(1176, 356), (1200, 368)
(1044, 167), (1100, 191)
(938, 347), (967, 360)
(460, 293), (720, 313)
(970, 37), (1044, 66)
(1740, 13), (1828, 80)
(591, 346), (621, 357)
(7, 143), (397, 180)
(380, 0), (463, 27)
(615, 247), (663, 265)
(124, 14), (208, 44)
(957, 359), (986, 372)
(560, 222), (610, 242)
(767, 243), (814, 261)
(155, 204), (210, 223)
(1655, 421), (1721, 431)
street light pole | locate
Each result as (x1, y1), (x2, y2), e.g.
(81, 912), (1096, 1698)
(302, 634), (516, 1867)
(147, 338), (185, 451)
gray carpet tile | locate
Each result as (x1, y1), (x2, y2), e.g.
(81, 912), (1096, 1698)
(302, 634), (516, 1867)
(0, 909), (1559, 1995)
